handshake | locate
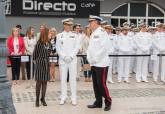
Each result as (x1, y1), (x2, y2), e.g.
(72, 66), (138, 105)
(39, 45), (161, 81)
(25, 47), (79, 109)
(64, 56), (73, 63)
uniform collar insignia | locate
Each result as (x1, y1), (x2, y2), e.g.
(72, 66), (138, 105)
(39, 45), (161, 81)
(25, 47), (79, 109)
(94, 35), (99, 38)
(70, 35), (75, 38)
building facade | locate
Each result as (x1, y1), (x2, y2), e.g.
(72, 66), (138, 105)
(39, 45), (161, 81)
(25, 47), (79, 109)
(4, 0), (165, 35)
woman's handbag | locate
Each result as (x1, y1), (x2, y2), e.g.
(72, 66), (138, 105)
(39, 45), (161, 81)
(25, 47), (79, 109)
(83, 64), (91, 71)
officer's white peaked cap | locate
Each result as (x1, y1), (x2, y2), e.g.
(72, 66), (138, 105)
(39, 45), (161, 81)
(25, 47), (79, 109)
(122, 22), (129, 27)
(155, 22), (163, 28)
(148, 26), (156, 29)
(139, 22), (147, 28)
(101, 20), (108, 25)
(104, 24), (113, 29)
(88, 15), (103, 22)
(121, 26), (129, 31)
(62, 18), (73, 25)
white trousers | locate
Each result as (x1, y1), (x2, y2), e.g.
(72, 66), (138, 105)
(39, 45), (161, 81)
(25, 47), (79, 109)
(160, 57), (165, 81)
(153, 53), (165, 81)
(112, 56), (118, 74)
(118, 56), (130, 81)
(148, 57), (153, 73)
(107, 57), (113, 82)
(129, 57), (136, 73)
(136, 54), (149, 81)
(59, 60), (77, 101)
(148, 49), (153, 73)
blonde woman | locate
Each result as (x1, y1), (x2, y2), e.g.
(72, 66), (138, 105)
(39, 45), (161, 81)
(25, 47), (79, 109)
(7, 27), (25, 85)
(24, 26), (37, 80)
(82, 26), (92, 82)
(49, 28), (57, 82)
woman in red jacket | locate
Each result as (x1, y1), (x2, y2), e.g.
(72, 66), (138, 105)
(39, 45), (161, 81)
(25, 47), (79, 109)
(7, 27), (25, 85)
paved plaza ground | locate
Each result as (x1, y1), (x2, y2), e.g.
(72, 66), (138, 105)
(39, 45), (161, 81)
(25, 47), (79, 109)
(7, 67), (165, 114)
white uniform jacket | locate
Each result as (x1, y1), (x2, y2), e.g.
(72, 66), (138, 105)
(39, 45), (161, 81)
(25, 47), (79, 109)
(108, 34), (116, 54)
(87, 27), (110, 67)
(116, 33), (134, 54)
(134, 31), (152, 53)
(152, 32), (165, 53)
(56, 31), (80, 65)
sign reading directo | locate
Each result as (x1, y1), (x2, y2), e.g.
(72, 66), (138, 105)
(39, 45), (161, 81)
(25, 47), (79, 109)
(8, 0), (100, 17)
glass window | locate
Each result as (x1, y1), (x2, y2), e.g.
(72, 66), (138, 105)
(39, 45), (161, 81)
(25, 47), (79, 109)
(130, 19), (137, 26)
(111, 19), (119, 27)
(112, 4), (128, 16)
(156, 19), (164, 23)
(111, 3), (164, 27)
(120, 19), (127, 26)
(130, 3), (146, 16)
(148, 5), (164, 17)
(148, 19), (155, 26)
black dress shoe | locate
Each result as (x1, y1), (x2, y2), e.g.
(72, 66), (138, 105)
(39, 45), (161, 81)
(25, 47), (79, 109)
(104, 105), (111, 111)
(35, 101), (39, 107)
(40, 99), (47, 106)
(87, 104), (102, 108)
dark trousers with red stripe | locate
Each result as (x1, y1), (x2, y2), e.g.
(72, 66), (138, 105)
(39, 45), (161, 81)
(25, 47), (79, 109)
(91, 66), (112, 106)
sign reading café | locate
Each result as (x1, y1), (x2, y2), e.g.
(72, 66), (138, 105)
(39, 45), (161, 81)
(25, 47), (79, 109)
(7, 0), (100, 17)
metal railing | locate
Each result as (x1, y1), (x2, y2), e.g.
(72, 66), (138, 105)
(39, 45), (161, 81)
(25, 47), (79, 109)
(7, 54), (165, 81)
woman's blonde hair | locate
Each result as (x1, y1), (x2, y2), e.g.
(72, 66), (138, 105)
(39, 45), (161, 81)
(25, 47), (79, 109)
(49, 27), (57, 36)
(84, 27), (92, 37)
(11, 27), (19, 37)
(26, 26), (34, 39)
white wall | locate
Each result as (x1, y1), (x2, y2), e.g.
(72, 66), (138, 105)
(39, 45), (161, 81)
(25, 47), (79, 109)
(5, 0), (165, 36)
(5, 16), (89, 36)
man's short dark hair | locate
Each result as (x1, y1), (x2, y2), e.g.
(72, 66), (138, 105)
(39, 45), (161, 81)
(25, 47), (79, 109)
(16, 24), (22, 29)
(73, 24), (81, 30)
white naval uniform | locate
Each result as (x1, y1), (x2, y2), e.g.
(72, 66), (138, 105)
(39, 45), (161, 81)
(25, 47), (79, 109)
(148, 34), (154, 73)
(56, 31), (80, 102)
(107, 33), (115, 83)
(128, 32), (136, 74)
(134, 31), (152, 82)
(87, 26), (110, 67)
(116, 33), (134, 82)
(152, 31), (165, 82)
(112, 34), (119, 74)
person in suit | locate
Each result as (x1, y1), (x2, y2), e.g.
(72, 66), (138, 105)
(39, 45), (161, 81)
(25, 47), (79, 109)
(16, 24), (25, 37)
(87, 15), (112, 111)
(33, 27), (51, 107)
(16, 24), (26, 80)
(7, 27), (25, 85)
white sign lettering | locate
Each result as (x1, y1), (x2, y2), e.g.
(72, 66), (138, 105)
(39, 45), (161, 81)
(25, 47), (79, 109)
(23, 0), (76, 11)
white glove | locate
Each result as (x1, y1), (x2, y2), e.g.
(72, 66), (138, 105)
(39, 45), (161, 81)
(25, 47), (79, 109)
(64, 56), (73, 63)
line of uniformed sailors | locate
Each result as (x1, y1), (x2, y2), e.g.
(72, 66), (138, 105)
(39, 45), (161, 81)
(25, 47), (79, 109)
(69, 20), (165, 84)
(102, 22), (165, 84)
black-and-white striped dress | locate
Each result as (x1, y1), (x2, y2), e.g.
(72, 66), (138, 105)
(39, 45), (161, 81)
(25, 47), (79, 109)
(33, 41), (50, 81)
